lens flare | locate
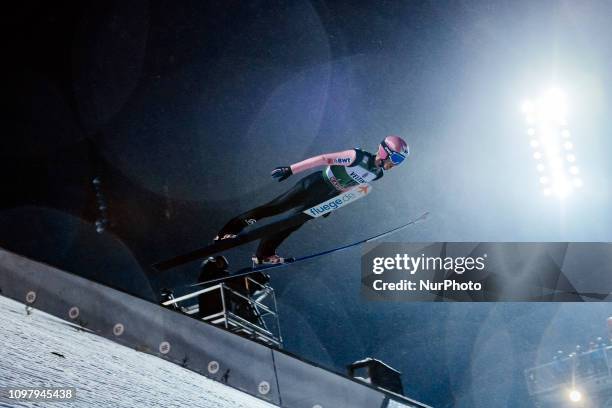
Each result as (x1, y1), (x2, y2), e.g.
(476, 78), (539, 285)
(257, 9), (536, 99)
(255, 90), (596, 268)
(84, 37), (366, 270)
(568, 389), (582, 402)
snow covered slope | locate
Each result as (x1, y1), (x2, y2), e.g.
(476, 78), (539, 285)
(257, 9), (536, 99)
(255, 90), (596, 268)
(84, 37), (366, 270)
(0, 295), (279, 408)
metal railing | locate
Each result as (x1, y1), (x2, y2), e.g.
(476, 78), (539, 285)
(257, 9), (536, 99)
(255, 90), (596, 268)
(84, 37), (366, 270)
(162, 277), (283, 348)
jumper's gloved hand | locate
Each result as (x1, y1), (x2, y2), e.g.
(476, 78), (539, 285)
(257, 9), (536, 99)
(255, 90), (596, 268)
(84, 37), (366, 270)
(271, 166), (293, 182)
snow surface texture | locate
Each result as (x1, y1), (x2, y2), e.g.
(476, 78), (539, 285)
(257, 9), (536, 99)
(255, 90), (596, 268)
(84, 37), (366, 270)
(0, 295), (278, 408)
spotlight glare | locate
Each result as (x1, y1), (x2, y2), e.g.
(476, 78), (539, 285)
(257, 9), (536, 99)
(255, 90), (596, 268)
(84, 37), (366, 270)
(568, 389), (582, 402)
(521, 89), (580, 200)
(552, 166), (566, 179)
(553, 181), (571, 198)
(550, 157), (562, 169)
(538, 87), (568, 123)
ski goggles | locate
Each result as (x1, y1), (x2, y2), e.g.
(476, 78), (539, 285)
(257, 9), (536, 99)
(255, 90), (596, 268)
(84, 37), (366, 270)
(380, 140), (407, 165)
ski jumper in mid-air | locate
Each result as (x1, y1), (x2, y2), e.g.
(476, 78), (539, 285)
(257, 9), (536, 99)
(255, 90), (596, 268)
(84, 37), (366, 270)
(214, 135), (410, 265)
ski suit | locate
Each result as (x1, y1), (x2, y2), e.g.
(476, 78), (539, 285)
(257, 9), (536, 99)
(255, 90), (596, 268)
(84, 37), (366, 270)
(218, 148), (383, 258)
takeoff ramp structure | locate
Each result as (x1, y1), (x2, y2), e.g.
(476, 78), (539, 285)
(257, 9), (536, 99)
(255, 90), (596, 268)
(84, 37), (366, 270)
(0, 248), (431, 408)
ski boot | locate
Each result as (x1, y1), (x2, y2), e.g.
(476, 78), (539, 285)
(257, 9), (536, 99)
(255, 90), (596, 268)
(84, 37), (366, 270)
(214, 218), (257, 241)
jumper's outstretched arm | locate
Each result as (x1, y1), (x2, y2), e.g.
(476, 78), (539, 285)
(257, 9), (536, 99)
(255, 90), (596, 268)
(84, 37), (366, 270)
(290, 149), (357, 174)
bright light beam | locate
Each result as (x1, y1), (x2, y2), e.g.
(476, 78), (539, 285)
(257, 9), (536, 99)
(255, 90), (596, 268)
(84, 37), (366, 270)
(520, 87), (583, 199)
(568, 389), (582, 403)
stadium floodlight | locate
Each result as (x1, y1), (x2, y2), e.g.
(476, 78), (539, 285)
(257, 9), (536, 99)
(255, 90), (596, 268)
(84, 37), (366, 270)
(568, 389), (582, 402)
(550, 157), (563, 169)
(521, 87), (583, 199)
(553, 180), (571, 198)
(538, 87), (568, 123)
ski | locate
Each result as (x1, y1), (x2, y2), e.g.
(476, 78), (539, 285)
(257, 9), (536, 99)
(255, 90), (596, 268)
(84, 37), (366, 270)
(152, 212), (312, 271)
(190, 211), (430, 287)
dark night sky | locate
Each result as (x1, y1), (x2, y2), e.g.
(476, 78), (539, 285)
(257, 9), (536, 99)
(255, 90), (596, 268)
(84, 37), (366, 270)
(4, 1), (612, 406)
